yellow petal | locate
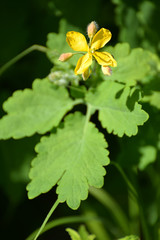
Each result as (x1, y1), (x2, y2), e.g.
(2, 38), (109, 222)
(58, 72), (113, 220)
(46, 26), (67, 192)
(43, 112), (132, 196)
(75, 53), (92, 75)
(66, 31), (89, 52)
(91, 28), (112, 50)
(93, 51), (117, 67)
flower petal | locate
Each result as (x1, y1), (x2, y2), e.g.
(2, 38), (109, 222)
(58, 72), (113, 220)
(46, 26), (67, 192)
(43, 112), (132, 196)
(91, 28), (112, 50)
(75, 53), (92, 75)
(93, 51), (117, 67)
(66, 31), (89, 52)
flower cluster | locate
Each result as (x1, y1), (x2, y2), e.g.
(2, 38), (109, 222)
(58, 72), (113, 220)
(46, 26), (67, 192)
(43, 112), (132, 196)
(59, 21), (117, 80)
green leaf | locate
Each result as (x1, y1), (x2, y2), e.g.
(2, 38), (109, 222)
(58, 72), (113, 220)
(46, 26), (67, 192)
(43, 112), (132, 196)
(86, 81), (148, 137)
(66, 228), (81, 240)
(46, 31), (79, 67)
(78, 225), (96, 240)
(27, 112), (109, 209)
(0, 78), (73, 139)
(66, 226), (95, 240)
(138, 145), (157, 170)
(143, 91), (160, 110)
(118, 235), (140, 240)
(46, 19), (84, 67)
(103, 43), (151, 86)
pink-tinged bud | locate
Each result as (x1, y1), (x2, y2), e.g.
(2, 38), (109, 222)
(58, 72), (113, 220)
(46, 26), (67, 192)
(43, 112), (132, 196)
(87, 21), (98, 39)
(59, 53), (73, 62)
(82, 68), (90, 81)
(101, 66), (112, 76)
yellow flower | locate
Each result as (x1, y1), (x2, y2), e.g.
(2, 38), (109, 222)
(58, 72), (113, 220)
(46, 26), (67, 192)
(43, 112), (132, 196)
(66, 27), (117, 80)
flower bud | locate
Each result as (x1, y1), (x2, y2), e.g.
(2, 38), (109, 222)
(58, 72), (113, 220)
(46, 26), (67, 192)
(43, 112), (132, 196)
(101, 66), (112, 76)
(82, 68), (90, 81)
(59, 53), (73, 62)
(87, 21), (98, 39)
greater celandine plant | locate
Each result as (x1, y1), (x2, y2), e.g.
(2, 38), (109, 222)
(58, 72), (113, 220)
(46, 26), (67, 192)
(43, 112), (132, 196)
(0, 20), (159, 240)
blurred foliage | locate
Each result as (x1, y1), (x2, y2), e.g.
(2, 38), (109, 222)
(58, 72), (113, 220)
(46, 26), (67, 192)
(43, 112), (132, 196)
(0, 1), (160, 240)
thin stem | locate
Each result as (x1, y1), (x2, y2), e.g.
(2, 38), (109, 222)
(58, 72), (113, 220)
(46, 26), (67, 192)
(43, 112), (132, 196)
(86, 104), (92, 123)
(89, 187), (130, 234)
(0, 44), (48, 76)
(26, 215), (100, 240)
(33, 199), (59, 240)
(73, 52), (85, 55)
(111, 161), (138, 199)
(111, 162), (151, 240)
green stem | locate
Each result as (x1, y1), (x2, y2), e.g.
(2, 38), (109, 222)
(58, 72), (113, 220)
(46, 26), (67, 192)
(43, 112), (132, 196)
(83, 208), (111, 240)
(111, 162), (151, 240)
(111, 162), (138, 199)
(0, 44), (48, 76)
(26, 215), (99, 240)
(86, 104), (92, 122)
(89, 187), (130, 234)
(33, 199), (59, 240)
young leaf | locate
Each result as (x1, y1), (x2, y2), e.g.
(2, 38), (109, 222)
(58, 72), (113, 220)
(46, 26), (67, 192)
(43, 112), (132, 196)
(143, 91), (160, 110)
(66, 228), (81, 240)
(86, 81), (148, 137)
(27, 112), (109, 210)
(66, 226), (95, 240)
(0, 78), (74, 139)
(138, 145), (157, 170)
(118, 236), (140, 240)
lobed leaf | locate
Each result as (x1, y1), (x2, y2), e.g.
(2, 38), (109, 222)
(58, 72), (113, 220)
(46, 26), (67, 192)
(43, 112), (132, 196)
(103, 43), (151, 86)
(86, 81), (148, 137)
(27, 112), (109, 209)
(0, 78), (74, 139)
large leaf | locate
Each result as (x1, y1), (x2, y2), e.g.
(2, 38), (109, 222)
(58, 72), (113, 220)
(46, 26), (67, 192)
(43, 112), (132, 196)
(86, 81), (148, 137)
(0, 78), (74, 139)
(27, 112), (109, 209)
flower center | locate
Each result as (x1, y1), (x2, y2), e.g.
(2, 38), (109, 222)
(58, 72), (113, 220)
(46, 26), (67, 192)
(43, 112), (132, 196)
(90, 48), (95, 54)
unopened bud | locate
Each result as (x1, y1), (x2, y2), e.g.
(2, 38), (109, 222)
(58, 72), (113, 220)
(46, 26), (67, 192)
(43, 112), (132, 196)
(82, 68), (90, 81)
(87, 21), (98, 39)
(101, 66), (112, 76)
(59, 53), (73, 62)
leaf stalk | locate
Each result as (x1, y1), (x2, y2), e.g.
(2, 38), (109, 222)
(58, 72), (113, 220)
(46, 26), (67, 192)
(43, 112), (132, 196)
(33, 199), (59, 240)
(0, 44), (48, 76)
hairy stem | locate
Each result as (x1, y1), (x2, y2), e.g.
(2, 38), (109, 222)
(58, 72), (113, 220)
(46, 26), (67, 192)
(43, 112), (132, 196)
(0, 44), (48, 76)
